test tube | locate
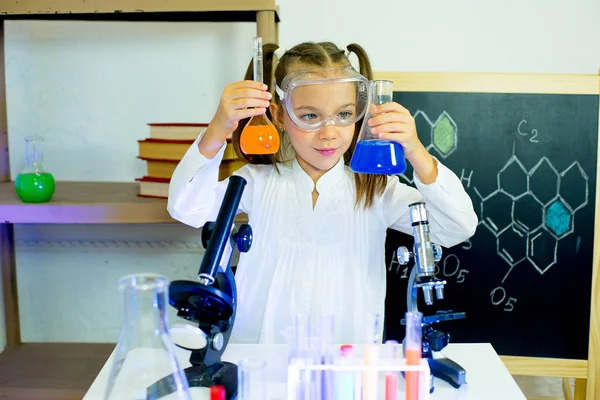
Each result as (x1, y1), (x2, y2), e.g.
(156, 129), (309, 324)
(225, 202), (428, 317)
(385, 340), (399, 400)
(336, 345), (355, 400)
(404, 312), (423, 400)
(238, 358), (266, 400)
(320, 315), (335, 400)
(320, 314), (335, 362)
(291, 313), (310, 361)
(363, 313), (381, 400)
(290, 314), (312, 400)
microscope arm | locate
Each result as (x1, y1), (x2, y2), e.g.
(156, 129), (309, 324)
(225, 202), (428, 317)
(407, 264), (419, 314)
(197, 175), (246, 284)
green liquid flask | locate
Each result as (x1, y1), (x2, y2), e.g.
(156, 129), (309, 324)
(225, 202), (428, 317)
(15, 136), (56, 203)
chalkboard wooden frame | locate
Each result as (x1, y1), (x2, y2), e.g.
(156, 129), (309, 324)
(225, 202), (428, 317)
(373, 71), (600, 400)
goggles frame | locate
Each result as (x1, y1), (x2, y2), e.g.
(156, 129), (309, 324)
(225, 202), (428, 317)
(275, 66), (370, 132)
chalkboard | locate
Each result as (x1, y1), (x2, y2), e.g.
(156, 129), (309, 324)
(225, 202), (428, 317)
(376, 73), (600, 380)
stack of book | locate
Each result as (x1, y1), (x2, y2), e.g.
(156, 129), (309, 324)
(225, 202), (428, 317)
(136, 123), (246, 198)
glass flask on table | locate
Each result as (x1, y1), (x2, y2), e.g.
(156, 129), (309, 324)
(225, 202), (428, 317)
(240, 36), (280, 155)
(350, 80), (407, 174)
(15, 136), (56, 203)
(104, 274), (192, 400)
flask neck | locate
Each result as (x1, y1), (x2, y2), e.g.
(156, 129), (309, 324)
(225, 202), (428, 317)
(370, 80), (393, 106)
(24, 136), (45, 169)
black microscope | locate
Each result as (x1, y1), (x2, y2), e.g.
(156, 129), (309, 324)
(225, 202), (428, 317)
(398, 201), (467, 393)
(150, 175), (252, 399)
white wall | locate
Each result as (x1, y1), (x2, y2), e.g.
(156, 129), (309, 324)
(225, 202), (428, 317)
(14, 224), (223, 342)
(1, 0), (599, 347)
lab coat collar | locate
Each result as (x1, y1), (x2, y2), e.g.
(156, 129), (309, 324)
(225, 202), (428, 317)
(291, 156), (345, 194)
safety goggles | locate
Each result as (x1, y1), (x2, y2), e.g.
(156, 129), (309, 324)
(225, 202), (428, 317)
(275, 66), (369, 132)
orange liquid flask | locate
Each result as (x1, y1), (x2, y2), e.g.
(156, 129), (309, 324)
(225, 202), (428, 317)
(240, 36), (280, 155)
(240, 116), (280, 155)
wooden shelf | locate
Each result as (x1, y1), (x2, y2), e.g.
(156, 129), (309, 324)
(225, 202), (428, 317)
(0, 343), (114, 399)
(0, 0), (281, 22)
(0, 0), (270, 352)
(0, 181), (248, 224)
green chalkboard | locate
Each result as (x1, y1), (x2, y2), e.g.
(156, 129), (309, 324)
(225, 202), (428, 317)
(380, 73), (600, 366)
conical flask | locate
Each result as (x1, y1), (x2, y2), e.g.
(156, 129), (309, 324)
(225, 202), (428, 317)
(350, 80), (406, 174)
(15, 136), (56, 203)
(240, 37), (280, 155)
(104, 274), (192, 400)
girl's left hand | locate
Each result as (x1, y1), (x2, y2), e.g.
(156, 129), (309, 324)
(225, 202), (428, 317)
(367, 102), (423, 156)
(368, 102), (438, 183)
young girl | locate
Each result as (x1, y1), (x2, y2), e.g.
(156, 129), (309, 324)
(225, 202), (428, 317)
(168, 41), (477, 345)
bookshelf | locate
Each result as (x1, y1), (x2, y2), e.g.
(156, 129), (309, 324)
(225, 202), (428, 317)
(0, 2), (275, 395)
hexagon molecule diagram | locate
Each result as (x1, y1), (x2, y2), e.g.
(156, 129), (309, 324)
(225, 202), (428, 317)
(476, 156), (588, 276)
(412, 110), (458, 159)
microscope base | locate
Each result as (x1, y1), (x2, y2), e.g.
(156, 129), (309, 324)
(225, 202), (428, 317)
(427, 356), (466, 391)
(150, 361), (238, 400)
(186, 361), (238, 399)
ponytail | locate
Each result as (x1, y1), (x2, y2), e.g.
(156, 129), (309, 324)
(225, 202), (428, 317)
(344, 43), (386, 209)
(346, 43), (373, 80)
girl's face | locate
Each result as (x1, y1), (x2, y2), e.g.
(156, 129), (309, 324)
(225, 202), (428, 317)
(273, 79), (358, 182)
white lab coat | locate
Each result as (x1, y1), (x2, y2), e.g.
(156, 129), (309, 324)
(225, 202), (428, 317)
(168, 132), (477, 345)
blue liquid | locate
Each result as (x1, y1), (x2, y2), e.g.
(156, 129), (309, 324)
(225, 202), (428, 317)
(350, 139), (406, 174)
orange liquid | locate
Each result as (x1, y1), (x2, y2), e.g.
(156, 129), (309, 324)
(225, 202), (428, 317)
(240, 124), (280, 155)
(363, 344), (379, 400)
(405, 348), (421, 400)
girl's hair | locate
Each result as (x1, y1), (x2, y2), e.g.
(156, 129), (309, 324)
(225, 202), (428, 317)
(231, 41), (387, 209)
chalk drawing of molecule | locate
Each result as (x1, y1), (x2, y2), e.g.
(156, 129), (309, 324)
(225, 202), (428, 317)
(474, 155), (589, 281)
(414, 110), (458, 159)
(397, 109), (589, 281)
(398, 110), (457, 185)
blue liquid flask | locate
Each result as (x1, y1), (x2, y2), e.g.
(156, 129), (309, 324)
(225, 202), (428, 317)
(350, 80), (406, 174)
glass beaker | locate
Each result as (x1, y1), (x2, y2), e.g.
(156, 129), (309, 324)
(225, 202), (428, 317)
(240, 37), (280, 155)
(104, 274), (192, 400)
(15, 136), (56, 203)
(350, 80), (407, 174)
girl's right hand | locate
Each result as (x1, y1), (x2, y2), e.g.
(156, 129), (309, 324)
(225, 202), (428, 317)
(199, 81), (272, 158)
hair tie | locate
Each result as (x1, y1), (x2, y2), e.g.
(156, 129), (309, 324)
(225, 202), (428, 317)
(274, 47), (287, 60)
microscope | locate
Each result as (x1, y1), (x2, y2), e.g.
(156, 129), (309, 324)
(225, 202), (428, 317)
(150, 175), (252, 400)
(398, 202), (467, 392)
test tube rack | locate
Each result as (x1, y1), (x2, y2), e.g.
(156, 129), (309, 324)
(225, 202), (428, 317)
(287, 356), (431, 400)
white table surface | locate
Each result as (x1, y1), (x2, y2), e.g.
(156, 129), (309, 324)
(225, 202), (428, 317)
(84, 343), (526, 400)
